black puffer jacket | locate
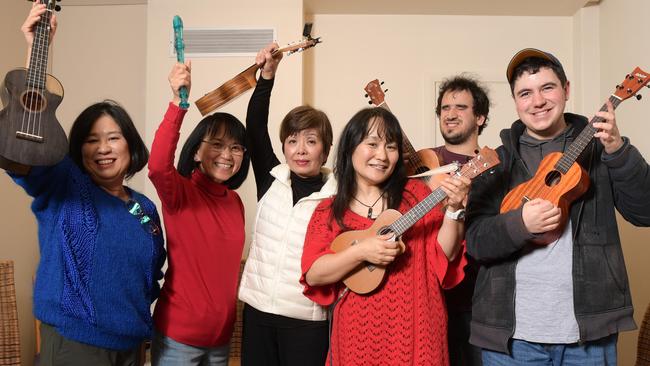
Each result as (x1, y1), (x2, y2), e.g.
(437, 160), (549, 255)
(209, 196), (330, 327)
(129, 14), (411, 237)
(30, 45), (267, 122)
(466, 113), (650, 353)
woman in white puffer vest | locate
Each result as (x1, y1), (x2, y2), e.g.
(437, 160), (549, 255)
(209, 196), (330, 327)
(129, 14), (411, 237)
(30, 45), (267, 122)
(238, 43), (335, 366)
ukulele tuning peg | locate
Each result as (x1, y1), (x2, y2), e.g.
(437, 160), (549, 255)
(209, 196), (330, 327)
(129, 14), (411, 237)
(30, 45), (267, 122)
(54, 4), (61, 11)
(626, 74), (633, 80)
(368, 101), (373, 105)
(384, 89), (389, 93)
(380, 81), (385, 85)
(646, 85), (650, 89)
(636, 94), (643, 101)
(616, 84), (623, 90)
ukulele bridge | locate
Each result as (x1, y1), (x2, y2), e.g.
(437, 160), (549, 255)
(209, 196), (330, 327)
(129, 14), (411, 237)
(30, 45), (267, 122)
(16, 131), (44, 143)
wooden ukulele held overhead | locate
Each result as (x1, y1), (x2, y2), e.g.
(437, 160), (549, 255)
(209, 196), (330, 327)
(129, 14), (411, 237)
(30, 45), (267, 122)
(500, 67), (650, 245)
(331, 146), (499, 294)
(195, 24), (321, 116)
(0, 0), (67, 169)
(364, 79), (455, 189)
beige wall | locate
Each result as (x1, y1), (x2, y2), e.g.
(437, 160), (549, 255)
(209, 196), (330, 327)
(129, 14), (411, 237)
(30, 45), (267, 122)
(305, 14), (574, 157)
(599, 0), (650, 363)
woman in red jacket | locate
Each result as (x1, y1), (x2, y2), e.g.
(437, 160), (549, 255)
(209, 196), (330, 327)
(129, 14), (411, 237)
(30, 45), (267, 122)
(148, 61), (250, 366)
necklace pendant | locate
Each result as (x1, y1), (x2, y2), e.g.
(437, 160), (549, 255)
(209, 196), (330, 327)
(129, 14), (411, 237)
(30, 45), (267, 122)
(367, 207), (373, 219)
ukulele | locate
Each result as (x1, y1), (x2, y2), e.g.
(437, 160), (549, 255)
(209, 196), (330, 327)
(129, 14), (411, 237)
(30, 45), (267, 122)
(195, 24), (321, 116)
(364, 79), (450, 189)
(0, 0), (67, 169)
(500, 67), (650, 245)
(330, 146), (499, 294)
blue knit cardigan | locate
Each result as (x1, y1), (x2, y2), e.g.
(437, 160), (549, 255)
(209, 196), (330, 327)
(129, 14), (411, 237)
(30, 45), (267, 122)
(10, 156), (165, 350)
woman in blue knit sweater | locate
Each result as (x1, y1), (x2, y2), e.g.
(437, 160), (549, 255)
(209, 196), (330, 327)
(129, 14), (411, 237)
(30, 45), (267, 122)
(2, 4), (166, 365)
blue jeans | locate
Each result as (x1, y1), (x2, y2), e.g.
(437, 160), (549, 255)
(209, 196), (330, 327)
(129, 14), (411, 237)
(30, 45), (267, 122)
(151, 331), (230, 366)
(482, 334), (617, 366)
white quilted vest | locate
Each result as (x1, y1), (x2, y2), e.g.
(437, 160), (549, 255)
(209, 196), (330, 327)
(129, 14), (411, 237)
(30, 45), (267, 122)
(238, 164), (336, 321)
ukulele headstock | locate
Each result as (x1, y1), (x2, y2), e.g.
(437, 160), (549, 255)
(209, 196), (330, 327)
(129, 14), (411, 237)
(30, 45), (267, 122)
(458, 146), (500, 179)
(613, 67), (650, 101)
(364, 79), (389, 106)
(30, 0), (62, 12)
(285, 23), (321, 56)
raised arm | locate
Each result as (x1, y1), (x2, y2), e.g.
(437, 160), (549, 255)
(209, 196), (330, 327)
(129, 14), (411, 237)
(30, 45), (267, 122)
(245, 43), (283, 200)
(148, 62), (191, 211)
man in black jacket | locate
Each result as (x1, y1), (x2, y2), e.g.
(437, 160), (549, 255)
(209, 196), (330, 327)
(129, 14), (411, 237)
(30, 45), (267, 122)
(465, 48), (650, 364)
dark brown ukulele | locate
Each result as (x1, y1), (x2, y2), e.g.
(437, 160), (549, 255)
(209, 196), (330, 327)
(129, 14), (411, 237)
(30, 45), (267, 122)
(0, 0), (67, 169)
(330, 146), (499, 294)
(364, 79), (454, 189)
(195, 24), (321, 116)
(500, 67), (650, 245)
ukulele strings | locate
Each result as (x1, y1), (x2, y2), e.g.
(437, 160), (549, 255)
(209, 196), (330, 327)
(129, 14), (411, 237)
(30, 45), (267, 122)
(22, 0), (49, 139)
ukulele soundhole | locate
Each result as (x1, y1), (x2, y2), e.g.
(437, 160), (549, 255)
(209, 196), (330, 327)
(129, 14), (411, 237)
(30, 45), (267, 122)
(20, 90), (47, 113)
(378, 226), (394, 236)
(544, 170), (562, 187)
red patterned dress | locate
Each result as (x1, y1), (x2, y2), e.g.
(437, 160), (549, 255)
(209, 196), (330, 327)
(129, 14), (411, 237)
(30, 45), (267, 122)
(301, 179), (467, 366)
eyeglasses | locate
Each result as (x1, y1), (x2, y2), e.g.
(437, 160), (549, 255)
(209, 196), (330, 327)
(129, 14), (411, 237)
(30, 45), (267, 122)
(201, 140), (247, 156)
(126, 200), (161, 235)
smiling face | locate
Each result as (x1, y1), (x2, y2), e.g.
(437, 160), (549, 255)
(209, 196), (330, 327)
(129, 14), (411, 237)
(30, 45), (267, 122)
(194, 128), (244, 183)
(351, 118), (399, 189)
(513, 67), (570, 139)
(81, 115), (131, 189)
(439, 89), (485, 145)
(283, 128), (327, 178)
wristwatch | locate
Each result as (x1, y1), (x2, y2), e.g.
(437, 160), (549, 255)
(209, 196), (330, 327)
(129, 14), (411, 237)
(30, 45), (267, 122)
(445, 207), (466, 221)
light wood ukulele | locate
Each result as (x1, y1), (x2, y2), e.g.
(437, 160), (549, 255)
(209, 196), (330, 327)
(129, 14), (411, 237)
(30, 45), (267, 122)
(500, 67), (650, 245)
(196, 24), (321, 115)
(330, 146), (499, 294)
(364, 79), (453, 189)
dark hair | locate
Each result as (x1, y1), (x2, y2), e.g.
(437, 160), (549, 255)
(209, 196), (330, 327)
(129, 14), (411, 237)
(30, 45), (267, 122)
(177, 112), (250, 189)
(509, 57), (568, 94)
(68, 100), (148, 180)
(279, 105), (333, 158)
(332, 107), (406, 229)
(436, 75), (490, 135)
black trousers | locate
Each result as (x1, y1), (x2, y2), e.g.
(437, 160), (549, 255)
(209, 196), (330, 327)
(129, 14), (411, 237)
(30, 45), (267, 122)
(448, 311), (482, 366)
(241, 304), (329, 366)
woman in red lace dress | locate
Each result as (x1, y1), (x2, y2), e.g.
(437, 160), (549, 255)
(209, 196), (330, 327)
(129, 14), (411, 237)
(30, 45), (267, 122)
(301, 107), (469, 365)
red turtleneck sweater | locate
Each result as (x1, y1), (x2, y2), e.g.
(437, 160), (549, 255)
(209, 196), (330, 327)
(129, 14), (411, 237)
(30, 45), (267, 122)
(148, 103), (245, 347)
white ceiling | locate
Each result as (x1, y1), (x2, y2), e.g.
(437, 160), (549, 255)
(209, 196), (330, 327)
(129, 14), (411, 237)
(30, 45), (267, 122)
(304, 0), (597, 16)
(58, 0), (596, 16)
